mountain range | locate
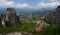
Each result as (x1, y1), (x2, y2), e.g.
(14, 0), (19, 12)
(0, 8), (53, 14)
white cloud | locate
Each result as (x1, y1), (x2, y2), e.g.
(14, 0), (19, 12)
(0, 0), (15, 7)
(7, 1), (14, 7)
(16, 3), (30, 8)
(0, 0), (60, 9)
(0, 0), (30, 8)
(37, 2), (60, 8)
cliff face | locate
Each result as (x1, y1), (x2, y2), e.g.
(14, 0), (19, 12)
(0, 8), (20, 28)
(44, 5), (60, 24)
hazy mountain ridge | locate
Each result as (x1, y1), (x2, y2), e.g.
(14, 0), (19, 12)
(0, 8), (53, 14)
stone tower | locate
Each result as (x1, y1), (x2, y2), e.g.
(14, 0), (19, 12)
(5, 8), (20, 26)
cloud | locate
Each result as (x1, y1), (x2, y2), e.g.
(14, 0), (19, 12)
(16, 3), (30, 8)
(0, 0), (14, 7)
(0, 0), (30, 8)
(7, 1), (15, 7)
(37, 2), (60, 8)
(0, 0), (60, 9)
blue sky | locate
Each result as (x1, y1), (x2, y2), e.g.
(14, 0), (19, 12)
(0, 0), (60, 9)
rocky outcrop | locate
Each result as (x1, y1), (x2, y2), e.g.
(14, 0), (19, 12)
(44, 5), (60, 24)
(5, 8), (20, 26)
(1, 31), (33, 35)
(0, 8), (20, 28)
(0, 14), (6, 28)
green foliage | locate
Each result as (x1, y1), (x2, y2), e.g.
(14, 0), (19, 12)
(35, 24), (60, 35)
(0, 20), (36, 34)
(0, 15), (60, 35)
(19, 20), (36, 32)
(32, 15), (42, 21)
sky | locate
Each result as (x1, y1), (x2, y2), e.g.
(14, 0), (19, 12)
(0, 0), (60, 9)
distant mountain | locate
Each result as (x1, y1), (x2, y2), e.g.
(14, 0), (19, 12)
(0, 8), (6, 14)
(0, 8), (53, 14)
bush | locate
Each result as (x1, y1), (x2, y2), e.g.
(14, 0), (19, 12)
(35, 24), (60, 35)
(0, 20), (36, 34)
